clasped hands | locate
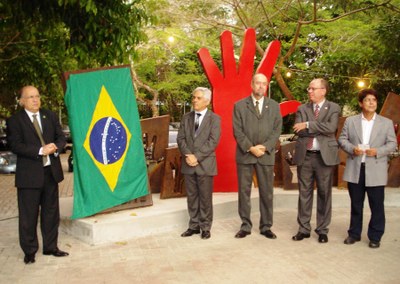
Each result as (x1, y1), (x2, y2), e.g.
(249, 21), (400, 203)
(353, 147), (377, 157)
(250, 145), (267, 158)
(42, 143), (58, 156)
(185, 154), (199, 167)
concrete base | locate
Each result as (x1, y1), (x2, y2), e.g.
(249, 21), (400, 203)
(59, 187), (400, 245)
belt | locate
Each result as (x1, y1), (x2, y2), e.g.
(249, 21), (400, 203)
(307, 150), (320, 154)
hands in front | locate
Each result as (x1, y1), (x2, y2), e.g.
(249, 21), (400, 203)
(185, 154), (199, 167)
(250, 145), (266, 158)
(353, 147), (377, 157)
(42, 143), (58, 155)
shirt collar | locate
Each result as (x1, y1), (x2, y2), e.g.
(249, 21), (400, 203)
(196, 108), (208, 116)
(25, 109), (40, 118)
(314, 100), (325, 109)
(251, 95), (264, 105)
(361, 112), (376, 121)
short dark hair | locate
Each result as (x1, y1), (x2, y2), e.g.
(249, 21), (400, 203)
(358, 89), (378, 102)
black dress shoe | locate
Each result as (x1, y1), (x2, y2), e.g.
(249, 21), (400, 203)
(344, 236), (360, 245)
(43, 248), (69, 257)
(292, 232), (310, 241)
(235, 230), (251, 238)
(24, 254), (35, 264)
(181, 228), (200, 237)
(201, 231), (211, 239)
(369, 240), (380, 248)
(318, 234), (328, 243)
(261, 230), (277, 239)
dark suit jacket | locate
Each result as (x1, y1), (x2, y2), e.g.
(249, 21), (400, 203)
(293, 100), (341, 166)
(6, 109), (66, 188)
(177, 109), (221, 176)
(233, 96), (282, 165)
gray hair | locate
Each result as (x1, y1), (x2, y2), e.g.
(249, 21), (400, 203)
(193, 87), (212, 101)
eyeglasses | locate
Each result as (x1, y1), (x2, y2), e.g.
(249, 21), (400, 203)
(22, 94), (41, 100)
(307, 87), (325, 92)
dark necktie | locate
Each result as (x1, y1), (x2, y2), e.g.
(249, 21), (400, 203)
(194, 113), (201, 135)
(32, 114), (48, 165)
(306, 104), (320, 150)
(255, 101), (261, 118)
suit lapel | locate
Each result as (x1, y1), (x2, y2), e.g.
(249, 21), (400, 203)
(316, 101), (329, 122)
(21, 110), (40, 140)
(188, 111), (196, 139)
(369, 114), (381, 145)
(353, 114), (363, 143)
(260, 97), (270, 118)
(194, 110), (210, 138)
(246, 97), (259, 118)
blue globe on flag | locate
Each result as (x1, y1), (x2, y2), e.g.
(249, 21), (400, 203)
(89, 117), (127, 165)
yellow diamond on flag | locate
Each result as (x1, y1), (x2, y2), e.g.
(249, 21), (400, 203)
(83, 86), (131, 191)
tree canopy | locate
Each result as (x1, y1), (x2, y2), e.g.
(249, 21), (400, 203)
(0, 0), (150, 119)
(1, 0), (400, 123)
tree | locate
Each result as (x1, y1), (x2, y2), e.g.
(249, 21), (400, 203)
(160, 0), (400, 109)
(0, 0), (150, 119)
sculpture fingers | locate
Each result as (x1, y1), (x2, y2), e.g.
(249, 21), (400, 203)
(256, 40), (281, 86)
(237, 28), (256, 82)
(197, 47), (224, 87)
(220, 30), (237, 79)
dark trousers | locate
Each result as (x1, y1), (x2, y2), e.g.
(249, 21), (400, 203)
(17, 167), (60, 255)
(296, 152), (333, 235)
(184, 173), (214, 231)
(237, 163), (274, 233)
(347, 164), (385, 242)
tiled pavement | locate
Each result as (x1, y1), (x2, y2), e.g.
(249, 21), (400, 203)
(1, 153), (399, 283)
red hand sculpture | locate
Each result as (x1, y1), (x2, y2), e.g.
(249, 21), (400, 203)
(198, 28), (299, 192)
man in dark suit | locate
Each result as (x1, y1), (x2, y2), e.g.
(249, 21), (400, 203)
(339, 89), (397, 248)
(177, 87), (221, 239)
(7, 85), (69, 264)
(233, 73), (282, 239)
(292, 78), (341, 243)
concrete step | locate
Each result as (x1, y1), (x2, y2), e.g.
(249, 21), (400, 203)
(59, 187), (400, 245)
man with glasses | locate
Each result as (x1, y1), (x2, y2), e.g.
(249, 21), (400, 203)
(7, 86), (68, 264)
(291, 78), (341, 243)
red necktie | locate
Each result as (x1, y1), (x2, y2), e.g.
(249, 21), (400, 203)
(306, 105), (320, 150)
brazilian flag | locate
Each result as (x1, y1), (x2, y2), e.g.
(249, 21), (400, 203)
(64, 66), (149, 219)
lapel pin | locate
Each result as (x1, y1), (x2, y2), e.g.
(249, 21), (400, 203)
(324, 107), (328, 110)
(265, 105), (268, 109)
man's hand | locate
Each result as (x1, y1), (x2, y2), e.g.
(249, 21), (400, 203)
(365, 148), (377, 157)
(185, 154), (199, 167)
(249, 145), (266, 158)
(353, 147), (364, 156)
(42, 143), (58, 155)
(293, 122), (307, 133)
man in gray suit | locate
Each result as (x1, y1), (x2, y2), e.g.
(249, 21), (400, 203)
(292, 78), (341, 243)
(233, 73), (282, 239)
(338, 89), (397, 248)
(177, 87), (221, 239)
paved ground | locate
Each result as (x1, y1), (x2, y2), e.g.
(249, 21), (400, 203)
(1, 153), (399, 283)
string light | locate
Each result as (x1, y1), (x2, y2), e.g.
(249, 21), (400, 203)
(282, 67), (399, 83)
(357, 80), (366, 88)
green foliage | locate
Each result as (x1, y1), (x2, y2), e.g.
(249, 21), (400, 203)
(0, 0), (150, 120)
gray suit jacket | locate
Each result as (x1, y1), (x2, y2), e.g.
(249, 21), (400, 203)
(293, 100), (341, 166)
(233, 96), (282, 165)
(177, 109), (221, 176)
(338, 114), (397, 186)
